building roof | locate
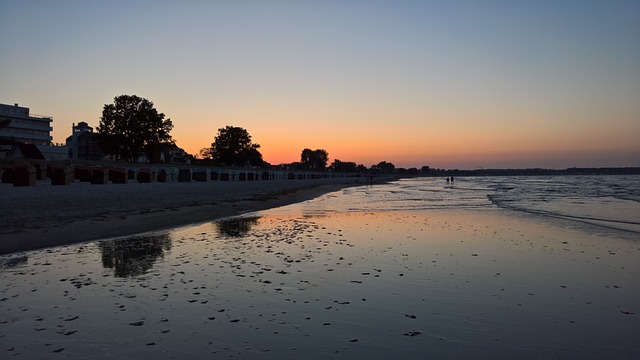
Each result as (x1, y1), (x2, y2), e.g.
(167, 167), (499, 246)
(7, 143), (46, 160)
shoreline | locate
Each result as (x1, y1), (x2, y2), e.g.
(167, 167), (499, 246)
(1, 178), (378, 255)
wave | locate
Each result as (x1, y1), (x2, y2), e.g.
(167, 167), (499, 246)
(487, 194), (640, 235)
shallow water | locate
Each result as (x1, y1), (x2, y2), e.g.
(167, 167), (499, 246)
(1, 177), (639, 359)
(331, 176), (640, 237)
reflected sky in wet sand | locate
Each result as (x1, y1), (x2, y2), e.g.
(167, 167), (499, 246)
(1, 202), (639, 359)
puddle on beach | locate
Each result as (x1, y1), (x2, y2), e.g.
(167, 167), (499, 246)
(1, 205), (639, 359)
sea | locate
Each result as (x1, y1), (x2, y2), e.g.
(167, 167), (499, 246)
(259, 175), (640, 243)
(1, 175), (639, 359)
(325, 175), (640, 238)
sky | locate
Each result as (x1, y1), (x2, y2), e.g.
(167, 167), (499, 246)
(1, 0), (639, 169)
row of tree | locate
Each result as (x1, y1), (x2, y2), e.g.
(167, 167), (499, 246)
(93, 95), (397, 173)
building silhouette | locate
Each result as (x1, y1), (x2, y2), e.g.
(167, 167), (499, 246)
(0, 103), (68, 160)
(66, 121), (102, 160)
(0, 103), (53, 145)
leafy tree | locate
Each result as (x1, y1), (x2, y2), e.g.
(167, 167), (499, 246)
(300, 148), (329, 170)
(209, 126), (263, 166)
(199, 147), (213, 159)
(371, 161), (395, 174)
(329, 159), (357, 173)
(96, 95), (174, 162)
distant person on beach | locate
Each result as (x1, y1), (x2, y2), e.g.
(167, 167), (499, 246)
(446, 177), (450, 183)
(450, 176), (454, 183)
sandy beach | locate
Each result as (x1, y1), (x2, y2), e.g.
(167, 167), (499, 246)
(0, 177), (369, 255)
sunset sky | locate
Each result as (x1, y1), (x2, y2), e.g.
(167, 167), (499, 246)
(1, 1), (639, 169)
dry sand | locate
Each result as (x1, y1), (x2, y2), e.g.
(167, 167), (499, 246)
(0, 177), (370, 255)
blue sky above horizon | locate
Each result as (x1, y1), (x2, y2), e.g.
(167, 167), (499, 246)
(1, 0), (639, 169)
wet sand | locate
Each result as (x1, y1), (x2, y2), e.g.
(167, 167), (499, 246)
(0, 178), (367, 255)
(1, 191), (639, 359)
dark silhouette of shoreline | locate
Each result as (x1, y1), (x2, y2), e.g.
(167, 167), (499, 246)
(417, 167), (640, 177)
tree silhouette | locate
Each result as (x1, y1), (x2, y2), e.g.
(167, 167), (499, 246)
(208, 126), (263, 166)
(356, 164), (368, 173)
(300, 148), (329, 170)
(329, 159), (357, 173)
(96, 95), (175, 162)
(199, 147), (213, 159)
(371, 161), (395, 174)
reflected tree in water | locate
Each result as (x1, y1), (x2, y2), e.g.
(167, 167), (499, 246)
(0, 255), (28, 270)
(216, 216), (260, 237)
(99, 234), (172, 277)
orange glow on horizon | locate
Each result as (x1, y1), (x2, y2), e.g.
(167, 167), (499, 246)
(167, 110), (640, 169)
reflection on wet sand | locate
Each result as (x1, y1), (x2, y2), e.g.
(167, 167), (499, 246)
(216, 216), (260, 237)
(98, 234), (172, 277)
(0, 255), (28, 269)
(0, 207), (638, 359)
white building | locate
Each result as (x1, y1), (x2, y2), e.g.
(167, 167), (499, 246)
(0, 103), (53, 145)
(0, 103), (71, 160)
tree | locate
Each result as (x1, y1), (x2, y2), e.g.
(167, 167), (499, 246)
(199, 147), (213, 159)
(356, 164), (368, 173)
(329, 159), (357, 173)
(300, 148), (329, 170)
(96, 95), (174, 162)
(209, 126), (263, 166)
(371, 161), (395, 174)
